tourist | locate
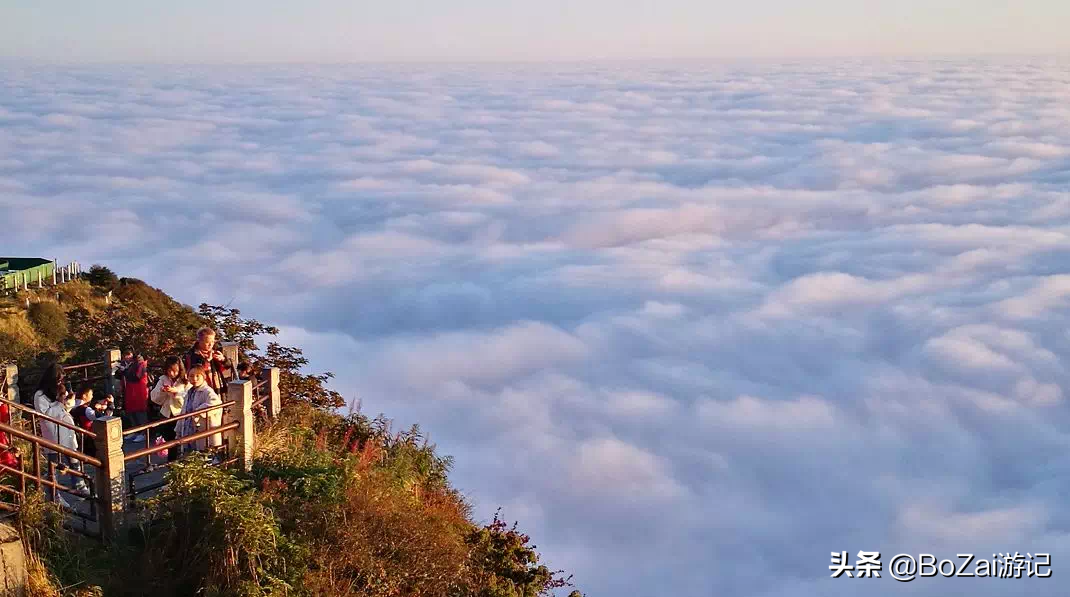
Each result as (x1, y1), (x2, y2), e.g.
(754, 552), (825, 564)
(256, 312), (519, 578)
(150, 356), (189, 462)
(39, 384), (90, 496)
(176, 366), (223, 453)
(115, 350), (134, 399)
(69, 385), (95, 432)
(122, 354), (151, 442)
(33, 363), (65, 415)
(69, 385), (96, 458)
(183, 327), (231, 395)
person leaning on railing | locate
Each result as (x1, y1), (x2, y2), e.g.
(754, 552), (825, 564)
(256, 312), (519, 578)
(150, 356), (190, 462)
(33, 366), (89, 497)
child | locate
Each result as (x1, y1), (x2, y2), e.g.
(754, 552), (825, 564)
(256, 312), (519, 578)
(150, 356), (189, 462)
(69, 385), (95, 433)
(176, 366), (222, 453)
(70, 386), (97, 458)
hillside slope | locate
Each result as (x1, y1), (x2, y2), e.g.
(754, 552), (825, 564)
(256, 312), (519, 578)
(2, 266), (581, 597)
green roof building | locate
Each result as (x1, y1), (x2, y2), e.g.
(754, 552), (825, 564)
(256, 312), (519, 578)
(1, 258), (56, 291)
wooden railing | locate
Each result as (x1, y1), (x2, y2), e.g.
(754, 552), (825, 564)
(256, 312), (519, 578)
(0, 357), (282, 540)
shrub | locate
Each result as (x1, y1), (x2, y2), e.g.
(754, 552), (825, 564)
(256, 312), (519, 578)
(300, 468), (472, 597)
(0, 314), (39, 364)
(466, 512), (575, 597)
(17, 491), (107, 595)
(136, 455), (305, 597)
(27, 302), (68, 346)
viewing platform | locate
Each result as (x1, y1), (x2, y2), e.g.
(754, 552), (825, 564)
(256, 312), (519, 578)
(0, 348), (281, 540)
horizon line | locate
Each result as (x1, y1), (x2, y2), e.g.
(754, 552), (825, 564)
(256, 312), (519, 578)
(2, 51), (1068, 68)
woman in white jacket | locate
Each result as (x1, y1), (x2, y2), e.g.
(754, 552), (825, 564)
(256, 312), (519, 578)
(176, 366), (223, 453)
(33, 363), (65, 416)
(33, 364), (89, 497)
(150, 356), (189, 462)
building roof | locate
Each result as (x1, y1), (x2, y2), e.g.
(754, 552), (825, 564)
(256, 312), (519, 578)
(0, 258), (52, 273)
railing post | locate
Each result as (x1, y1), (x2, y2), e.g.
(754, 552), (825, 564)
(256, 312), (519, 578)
(2, 364), (17, 404)
(1, 364), (18, 427)
(103, 348), (121, 400)
(92, 416), (127, 540)
(263, 367), (281, 419)
(226, 380), (254, 472)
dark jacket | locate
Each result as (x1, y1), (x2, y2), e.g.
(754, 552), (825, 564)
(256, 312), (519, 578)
(183, 344), (232, 394)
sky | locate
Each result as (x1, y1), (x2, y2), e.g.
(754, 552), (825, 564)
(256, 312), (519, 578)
(2, 1), (1070, 62)
(3, 57), (1070, 596)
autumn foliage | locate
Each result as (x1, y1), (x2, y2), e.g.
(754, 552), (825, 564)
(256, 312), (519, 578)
(4, 265), (580, 597)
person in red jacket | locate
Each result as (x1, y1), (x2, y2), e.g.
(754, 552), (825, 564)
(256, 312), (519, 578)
(123, 354), (150, 442)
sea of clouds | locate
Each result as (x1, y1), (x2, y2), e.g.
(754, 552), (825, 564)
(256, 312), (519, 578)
(4, 57), (1070, 596)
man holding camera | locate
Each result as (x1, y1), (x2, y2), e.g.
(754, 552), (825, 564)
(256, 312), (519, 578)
(183, 327), (232, 395)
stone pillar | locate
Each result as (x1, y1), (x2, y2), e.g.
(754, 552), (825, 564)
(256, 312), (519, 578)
(226, 380), (254, 472)
(1, 365), (18, 425)
(103, 348), (121, 401)
(52, 263), (57, 286)
(263, 367), (282, 419)
(92, 416), (127, 540)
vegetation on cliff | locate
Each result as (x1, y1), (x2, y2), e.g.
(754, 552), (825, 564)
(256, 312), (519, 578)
(2, 267), (580, 597)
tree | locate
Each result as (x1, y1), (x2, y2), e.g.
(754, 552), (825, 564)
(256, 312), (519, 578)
(197, 304), (278, 354)
(27, 301), (68, 346)
(465, 511), (575, 597)
(196, 305), (345, 410)
(64, 299), (203, 367)
(259, 342), (345, 410)
(85, 265), (119, 291)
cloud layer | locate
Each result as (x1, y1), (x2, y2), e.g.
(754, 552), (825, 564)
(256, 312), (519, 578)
(4, 58), (1070, 596)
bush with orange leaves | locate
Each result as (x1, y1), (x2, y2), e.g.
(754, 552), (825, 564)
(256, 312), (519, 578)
(252, 402), (579, 597)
